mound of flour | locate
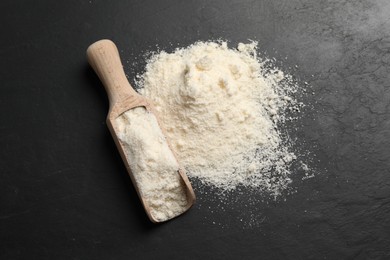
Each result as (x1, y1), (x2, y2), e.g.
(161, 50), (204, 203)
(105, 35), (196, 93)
(116, 107), (189, 222)
(137, 41), (301, 195)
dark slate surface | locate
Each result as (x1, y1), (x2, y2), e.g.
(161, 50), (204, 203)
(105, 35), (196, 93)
(1, 0), (390, 259)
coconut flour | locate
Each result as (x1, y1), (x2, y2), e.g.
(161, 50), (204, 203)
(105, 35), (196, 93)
(116, 107), (189, 221)
(136, 41), (304, 195)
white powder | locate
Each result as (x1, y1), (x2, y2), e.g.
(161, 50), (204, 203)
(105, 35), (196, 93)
(137, 41), (303, 195)
(116, 107), (189, 221)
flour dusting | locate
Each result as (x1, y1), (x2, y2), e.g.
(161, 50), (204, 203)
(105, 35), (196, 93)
(135, 41), (309, 196)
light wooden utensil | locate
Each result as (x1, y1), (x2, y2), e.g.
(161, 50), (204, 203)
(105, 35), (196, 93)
(86, 39), (195, 223)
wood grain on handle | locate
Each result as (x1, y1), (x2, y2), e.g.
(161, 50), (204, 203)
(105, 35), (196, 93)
(87, 39), (139, 108)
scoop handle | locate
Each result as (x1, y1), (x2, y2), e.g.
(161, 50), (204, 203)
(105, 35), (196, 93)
(87, 39), (138, 107)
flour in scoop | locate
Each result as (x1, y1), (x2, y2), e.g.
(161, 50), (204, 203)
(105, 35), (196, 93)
(137, 41), (307, 196)
(116, 107), (189, 221)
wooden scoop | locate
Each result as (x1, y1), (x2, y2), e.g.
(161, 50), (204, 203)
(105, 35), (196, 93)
(87, 39), (195, 223)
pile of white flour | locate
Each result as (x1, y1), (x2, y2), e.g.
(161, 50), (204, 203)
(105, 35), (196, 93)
(116, 107), (189, 221)
(136, 41), (302, 195)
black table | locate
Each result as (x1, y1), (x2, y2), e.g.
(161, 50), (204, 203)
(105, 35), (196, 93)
(1, 1), (389, 259)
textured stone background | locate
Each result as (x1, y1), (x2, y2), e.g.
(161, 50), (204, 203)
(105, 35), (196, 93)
(1, 0), (389, 259)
